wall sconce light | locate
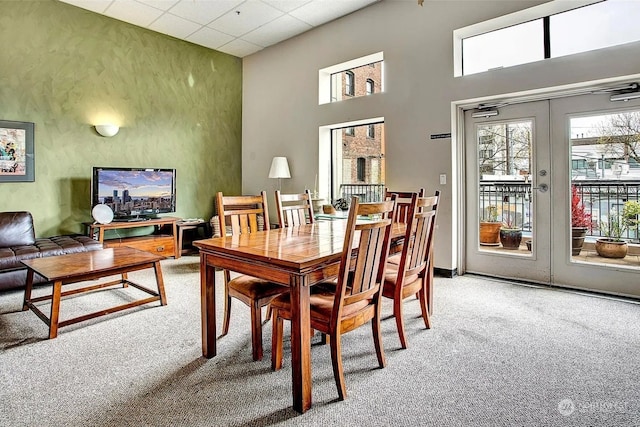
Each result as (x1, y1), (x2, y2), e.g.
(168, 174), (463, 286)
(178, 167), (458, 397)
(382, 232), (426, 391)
(268, 156), (291, 191)
(95, 124), (119, 137)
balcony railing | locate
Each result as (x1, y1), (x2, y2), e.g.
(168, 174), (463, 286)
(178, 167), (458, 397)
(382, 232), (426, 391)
(479, 180), (640, 240)
(339, 184), (385, 203)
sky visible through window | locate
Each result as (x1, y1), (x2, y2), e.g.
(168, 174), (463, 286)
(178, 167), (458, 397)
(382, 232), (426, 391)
(463, 0), (640, 75)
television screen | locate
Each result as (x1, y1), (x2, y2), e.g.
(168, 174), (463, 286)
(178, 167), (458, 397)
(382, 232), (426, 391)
(92, 167), (176, 219)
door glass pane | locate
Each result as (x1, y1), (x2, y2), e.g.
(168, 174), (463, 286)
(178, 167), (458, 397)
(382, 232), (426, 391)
(477, 121), (532, 255)
(570, 110), (640, 268)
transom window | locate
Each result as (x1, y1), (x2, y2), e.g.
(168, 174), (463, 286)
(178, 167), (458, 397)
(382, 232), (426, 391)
(456, 0), (640, 76)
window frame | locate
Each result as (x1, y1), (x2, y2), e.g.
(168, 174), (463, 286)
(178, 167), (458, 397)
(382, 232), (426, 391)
(453, 0), (603, 77)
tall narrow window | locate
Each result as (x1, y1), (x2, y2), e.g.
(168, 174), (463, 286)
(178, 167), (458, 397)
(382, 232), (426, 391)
(328, 121), (385, 202)
(366, 79), (374, 95)
(367, 124), (375, 138)
(346, 126), (355, 136)
(345, 71), (354, 96)
(357, 157), (366, 181)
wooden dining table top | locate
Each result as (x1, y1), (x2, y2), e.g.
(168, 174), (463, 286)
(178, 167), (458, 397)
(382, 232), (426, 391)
(195, 220), (405, 266)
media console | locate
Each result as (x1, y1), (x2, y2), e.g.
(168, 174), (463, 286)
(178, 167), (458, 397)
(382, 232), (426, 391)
(86, 217), (179, 258)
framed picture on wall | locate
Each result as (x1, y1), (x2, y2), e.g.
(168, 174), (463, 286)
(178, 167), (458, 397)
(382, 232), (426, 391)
(0, 120), (34, 182)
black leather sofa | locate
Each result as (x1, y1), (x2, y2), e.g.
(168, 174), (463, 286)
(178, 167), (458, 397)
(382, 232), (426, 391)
(0, 211), (103, 292)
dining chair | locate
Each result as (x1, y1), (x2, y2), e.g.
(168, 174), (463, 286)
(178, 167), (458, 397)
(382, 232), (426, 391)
(384, 188), (425, 255)
(387, 190), (440, 315)
(216, 191), (289, 361)
(275, 189), (315, 228)
(382, 193), (438, 349)
(270, 196), (396, 400)
(384, 187), (425, 224)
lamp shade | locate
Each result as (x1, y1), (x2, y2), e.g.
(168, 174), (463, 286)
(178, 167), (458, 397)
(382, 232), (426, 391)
(95, 124), (119, 137)
(268, 157), (291, 179)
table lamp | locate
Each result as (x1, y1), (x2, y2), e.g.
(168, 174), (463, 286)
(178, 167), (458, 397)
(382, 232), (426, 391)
(268, 156), (291, 191)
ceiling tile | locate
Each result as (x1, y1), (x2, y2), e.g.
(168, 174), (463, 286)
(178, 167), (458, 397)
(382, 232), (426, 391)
(169, 0), (245, 26)
(261, 0), (313, 13)
(60, 0), (112, 14)
(290, 0), (376, 26)
(217, 38), (264, 57)
(242, 14), (312, 47)
(105, 1), (164, 27)
(186, 26), (236, 50)
(59, 0), (382, 58)
(137, 0), (180, 11)
(149, 13), (201, 39)
(208, 1), (284, 37)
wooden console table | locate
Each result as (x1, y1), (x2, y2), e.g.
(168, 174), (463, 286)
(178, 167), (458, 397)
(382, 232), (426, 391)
(86, 217), (179, 258)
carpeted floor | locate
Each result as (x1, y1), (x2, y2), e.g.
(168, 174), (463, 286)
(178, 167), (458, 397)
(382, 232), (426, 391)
(0, 256), (639, 426)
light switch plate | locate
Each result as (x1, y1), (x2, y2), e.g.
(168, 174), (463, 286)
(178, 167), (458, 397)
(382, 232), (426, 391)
(439, 174), (446, 185)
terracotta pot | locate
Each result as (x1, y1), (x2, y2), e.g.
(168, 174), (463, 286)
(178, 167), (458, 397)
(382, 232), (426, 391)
(499, 228), (522, 250)
(595, 239), (628, 259)
(479, 222), (501, 245)
(571, 227), (588, 256)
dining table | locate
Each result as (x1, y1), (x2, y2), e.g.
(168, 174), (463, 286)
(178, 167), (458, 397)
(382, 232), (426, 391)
(194, 220), (405, 413)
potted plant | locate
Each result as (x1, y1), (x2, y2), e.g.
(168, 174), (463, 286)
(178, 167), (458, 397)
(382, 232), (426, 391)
(595, 209), (628, 259)
(479, 205), (501, 245)
(622, 200), (640, 243)
(499, 211), (522, 250)
(571, 185), (592, 256)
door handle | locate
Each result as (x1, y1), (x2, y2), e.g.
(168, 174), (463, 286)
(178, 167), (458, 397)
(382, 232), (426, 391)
(532, 183), (548, 192)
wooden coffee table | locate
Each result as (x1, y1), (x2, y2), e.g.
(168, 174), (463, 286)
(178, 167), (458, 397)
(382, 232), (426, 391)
(21, 247), (167, 339)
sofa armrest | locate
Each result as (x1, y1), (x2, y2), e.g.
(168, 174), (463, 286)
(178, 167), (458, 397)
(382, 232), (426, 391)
(0, 211), (36, 247)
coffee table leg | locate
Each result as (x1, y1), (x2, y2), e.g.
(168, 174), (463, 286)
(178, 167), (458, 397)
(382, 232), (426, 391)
(122, 272), (129, 288)
(153, 261), (167, 305)
(49, 280), (62, 339)
(23, 269), (34, 311)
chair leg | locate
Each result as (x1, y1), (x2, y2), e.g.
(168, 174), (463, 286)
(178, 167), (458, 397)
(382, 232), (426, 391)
(221, 271), (232, 337)
(394, 297), (408, 349)
(427, 261), (434, 315)
(372, 304), (386, 369)
(271, 310), (284, 371)
(250, 301), (263, 361)
(330, 333), (347, 401)
(418, 287), (432, 330)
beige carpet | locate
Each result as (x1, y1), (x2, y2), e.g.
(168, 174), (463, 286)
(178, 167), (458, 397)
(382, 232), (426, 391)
(1, 256), (639, 426)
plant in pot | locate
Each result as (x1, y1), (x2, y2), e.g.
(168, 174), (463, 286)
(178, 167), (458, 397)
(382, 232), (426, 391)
(595, 210), (628, 259)
(499, 211), (522, 250)
(571, 185), (592, 256)
(622, 200), (640, 244)
(479, 205), (501, 246)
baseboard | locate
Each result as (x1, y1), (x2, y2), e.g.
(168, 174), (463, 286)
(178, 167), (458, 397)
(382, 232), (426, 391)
(434, 267), (457, 278)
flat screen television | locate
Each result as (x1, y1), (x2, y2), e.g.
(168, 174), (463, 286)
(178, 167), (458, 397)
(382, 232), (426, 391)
(91, 167), (176, 221)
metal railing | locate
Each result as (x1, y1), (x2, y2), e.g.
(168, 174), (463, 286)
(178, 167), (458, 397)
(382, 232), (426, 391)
(339, 184), (385, 203)
(479, 180), (640, 240)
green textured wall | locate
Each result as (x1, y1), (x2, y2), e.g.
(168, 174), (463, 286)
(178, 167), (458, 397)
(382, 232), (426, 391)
(0, 0), (242, 237)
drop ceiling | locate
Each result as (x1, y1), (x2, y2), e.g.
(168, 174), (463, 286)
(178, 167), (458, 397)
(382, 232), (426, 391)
(59, 0), (381, 58)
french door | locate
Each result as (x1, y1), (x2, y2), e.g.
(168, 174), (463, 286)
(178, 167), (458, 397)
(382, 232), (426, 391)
(464, 92), (640, 298)
(464, 101), (552, 284)
(550, 92), (640, 297)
